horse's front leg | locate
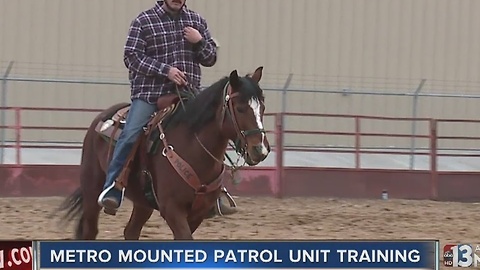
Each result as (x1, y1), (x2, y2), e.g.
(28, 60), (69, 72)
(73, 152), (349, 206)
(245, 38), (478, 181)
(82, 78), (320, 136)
(162, 201), (193, 240)
(188, 217), (205, 235)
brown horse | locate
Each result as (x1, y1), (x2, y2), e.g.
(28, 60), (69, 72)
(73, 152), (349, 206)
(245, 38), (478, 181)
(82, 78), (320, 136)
(56, 67), (270, 240)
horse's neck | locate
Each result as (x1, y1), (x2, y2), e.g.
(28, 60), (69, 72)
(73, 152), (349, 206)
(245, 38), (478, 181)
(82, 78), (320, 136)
(195, 121), (229, 162)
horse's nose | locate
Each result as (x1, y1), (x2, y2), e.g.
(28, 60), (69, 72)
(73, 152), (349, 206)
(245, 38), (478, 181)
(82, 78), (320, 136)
(254, 144), (269, 158)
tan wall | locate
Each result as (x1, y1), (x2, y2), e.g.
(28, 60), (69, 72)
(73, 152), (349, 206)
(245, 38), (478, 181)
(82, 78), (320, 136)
(1, 0), (480, 149)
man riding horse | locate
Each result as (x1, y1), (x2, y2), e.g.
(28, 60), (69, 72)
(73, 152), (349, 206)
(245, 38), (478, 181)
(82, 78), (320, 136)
(97, 0), (237, 216)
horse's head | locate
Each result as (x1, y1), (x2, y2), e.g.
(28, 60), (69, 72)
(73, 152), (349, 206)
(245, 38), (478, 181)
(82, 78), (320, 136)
(221, 66), (271, 165)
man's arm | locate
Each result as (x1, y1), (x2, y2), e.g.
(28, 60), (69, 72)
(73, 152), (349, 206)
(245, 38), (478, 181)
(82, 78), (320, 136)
(123, 17), (171, 76)
(193, 18), (217, 67)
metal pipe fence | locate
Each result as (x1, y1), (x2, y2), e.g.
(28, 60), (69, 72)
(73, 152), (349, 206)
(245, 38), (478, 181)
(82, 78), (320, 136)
(2, 63), (480, 169)
(1, 108), (480, 177)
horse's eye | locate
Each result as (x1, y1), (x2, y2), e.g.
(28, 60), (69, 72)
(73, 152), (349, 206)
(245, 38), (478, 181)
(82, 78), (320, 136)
(236, 106), (247, 113)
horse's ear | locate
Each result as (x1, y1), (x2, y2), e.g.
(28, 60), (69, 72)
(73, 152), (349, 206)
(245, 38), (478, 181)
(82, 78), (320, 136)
(229, 70), (240, 88)
(251, 66), (263, 83)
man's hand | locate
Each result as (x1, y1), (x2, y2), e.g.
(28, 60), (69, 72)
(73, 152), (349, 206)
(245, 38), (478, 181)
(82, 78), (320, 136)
(184, 26), (203, 44)
(167, 67), (187, 85)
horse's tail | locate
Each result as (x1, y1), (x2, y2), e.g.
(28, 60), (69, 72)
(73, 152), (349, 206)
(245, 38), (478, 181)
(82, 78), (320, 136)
(53, 187), (85, 239)
(57, 187), (83, 223)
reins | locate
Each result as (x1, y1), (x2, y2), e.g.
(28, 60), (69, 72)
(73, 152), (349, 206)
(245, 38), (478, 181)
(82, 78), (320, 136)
(173, 82), (254, 174)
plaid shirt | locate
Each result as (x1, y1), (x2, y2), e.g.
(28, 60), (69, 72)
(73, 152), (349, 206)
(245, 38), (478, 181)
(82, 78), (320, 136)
(124, 1), (217, 104)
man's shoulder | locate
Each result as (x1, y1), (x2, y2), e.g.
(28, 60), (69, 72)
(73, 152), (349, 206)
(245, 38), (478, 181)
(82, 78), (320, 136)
(183, 7), (207, 23)
(134, 7), (158, 23)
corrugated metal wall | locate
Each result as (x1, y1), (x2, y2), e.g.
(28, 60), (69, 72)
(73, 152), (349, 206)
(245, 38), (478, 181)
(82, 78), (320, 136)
(1, 0), (479, 149)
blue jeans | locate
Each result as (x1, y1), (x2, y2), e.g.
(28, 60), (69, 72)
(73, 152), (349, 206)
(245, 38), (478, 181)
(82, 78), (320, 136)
(97, 98), (157, 209)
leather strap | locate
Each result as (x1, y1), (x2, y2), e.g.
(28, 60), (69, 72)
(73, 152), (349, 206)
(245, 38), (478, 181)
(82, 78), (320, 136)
(157, 123), (200, 190)
(190, 168), (226, 213)
(115, 135), (143, 189)
(106, 108), (129, 170)
(105, 120), (120, 166)
(156, 122), (224, 195)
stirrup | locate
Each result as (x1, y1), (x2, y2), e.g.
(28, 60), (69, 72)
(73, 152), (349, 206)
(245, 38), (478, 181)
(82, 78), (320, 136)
(215, 187), (237, 216)
(221, 186), (237, 207)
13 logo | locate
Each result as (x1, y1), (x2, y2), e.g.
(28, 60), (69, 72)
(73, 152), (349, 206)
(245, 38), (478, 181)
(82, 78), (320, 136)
(444, 244), (480, 267)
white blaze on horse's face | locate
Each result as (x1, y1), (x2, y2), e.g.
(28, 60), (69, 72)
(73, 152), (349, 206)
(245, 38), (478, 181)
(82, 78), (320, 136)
(248, 97), (269, 156)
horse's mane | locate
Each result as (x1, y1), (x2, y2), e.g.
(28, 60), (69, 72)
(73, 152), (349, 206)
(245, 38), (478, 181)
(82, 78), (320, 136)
(166, 75), (263, 134)
(166, 77), (228, 133)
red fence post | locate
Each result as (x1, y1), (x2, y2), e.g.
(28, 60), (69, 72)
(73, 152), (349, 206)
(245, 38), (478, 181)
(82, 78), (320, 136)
(429, 119), (438, 200)
(14, 107), (21, 165)
(355, 117), (361, 169)
(274, 113), (284, 198)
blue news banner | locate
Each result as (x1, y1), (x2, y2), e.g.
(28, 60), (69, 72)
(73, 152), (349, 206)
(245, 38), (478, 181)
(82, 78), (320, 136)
(38, 240), (438, 269)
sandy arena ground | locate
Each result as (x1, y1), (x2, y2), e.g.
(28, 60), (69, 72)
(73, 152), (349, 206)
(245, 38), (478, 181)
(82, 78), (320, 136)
(0, 196), (478, 245)
(0, 196), (477, 270)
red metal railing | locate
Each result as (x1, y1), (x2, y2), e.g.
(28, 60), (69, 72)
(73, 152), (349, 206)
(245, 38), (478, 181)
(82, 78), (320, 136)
(1, 107), (480, 199)
(2, 107), (480, 175)
(0, 107), (104, 164)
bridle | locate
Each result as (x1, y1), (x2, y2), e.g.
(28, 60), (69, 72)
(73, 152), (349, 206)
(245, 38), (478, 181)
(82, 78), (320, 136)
(220, 81), (266, 157)
(176, 81), (266, 170)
